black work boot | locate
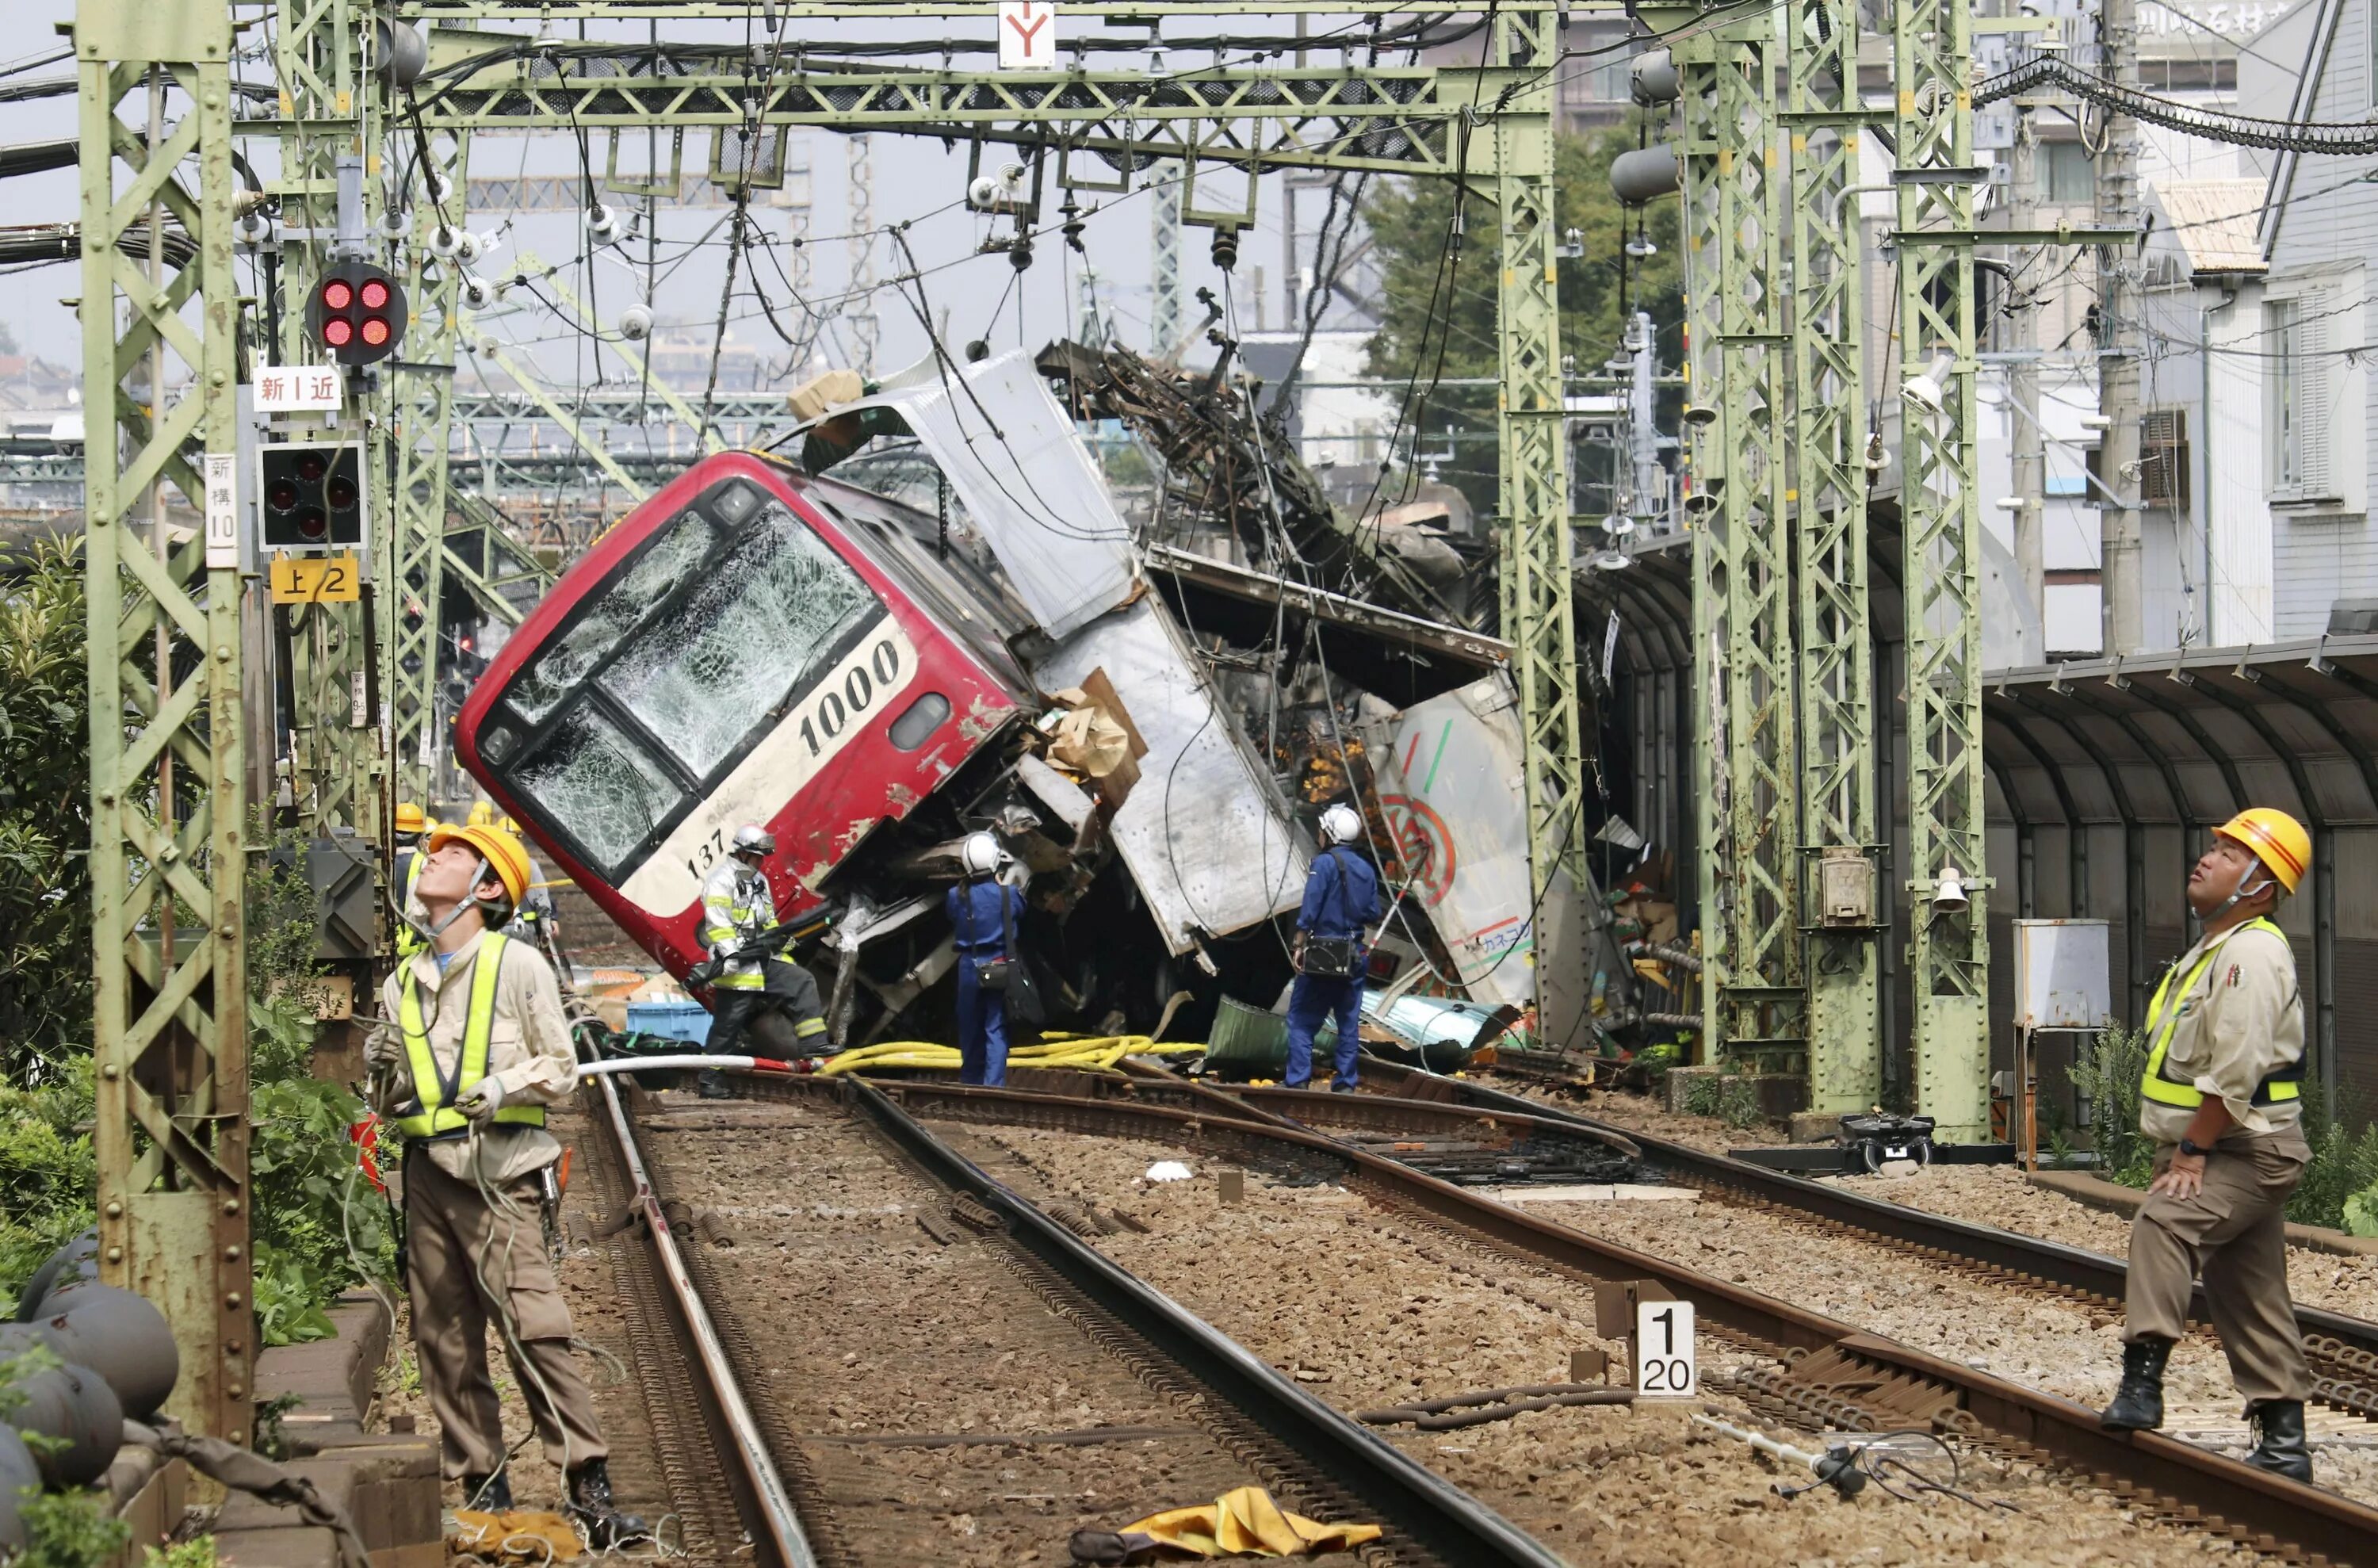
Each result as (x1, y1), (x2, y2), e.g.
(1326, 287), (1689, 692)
(695, 1068), (733, 1100)
(566, 1458), (650, 1548)
(461, 1470), (514, 1513)
(2243, 1399), (2314, 1482)
(2099, 1336), (2173, 1431)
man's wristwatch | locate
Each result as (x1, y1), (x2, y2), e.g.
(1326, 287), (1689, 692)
(2177, 1138), (2211, 1158)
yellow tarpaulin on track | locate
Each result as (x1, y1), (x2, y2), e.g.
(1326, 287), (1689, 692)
(1100, 1486), (1383, 1559)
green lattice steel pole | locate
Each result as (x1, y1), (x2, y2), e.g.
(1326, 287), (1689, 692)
(1487, 7), (1589, 1035)
(275, 0), (378, 836)
(1893, 0), (1991, 1140)
(78, 0), (250, 1444)
(1673, 30), (1725, 1058)
(384, 128), (471, 801)
(1672, 17), (1801, 1069)
(1788, 0), (1881, 1111)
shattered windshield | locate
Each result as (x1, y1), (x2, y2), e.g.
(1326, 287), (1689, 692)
(508, 513), (712, 722)
(507, 706), (682, 873)
(599, 503), (878, 778)
(487, 477), (885, 880)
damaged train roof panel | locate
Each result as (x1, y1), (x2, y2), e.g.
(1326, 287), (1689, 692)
(837, 349), (1138, 641)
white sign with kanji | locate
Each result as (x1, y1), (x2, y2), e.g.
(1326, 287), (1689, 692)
(204, 452), (238, 568)
(998, 0), (1058, 68)
(254, 365), (344, 414)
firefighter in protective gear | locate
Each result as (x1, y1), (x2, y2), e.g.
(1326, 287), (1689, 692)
(1284, 805), (1385, 1092)
(946, 832), (1019, 1087)
(393, 802), (430, 961)
(695, 824), (826, 1097)
(495, 816), (560, 954)
(363, 824), (646, 1543)
(2100, 807), (2315, 1483)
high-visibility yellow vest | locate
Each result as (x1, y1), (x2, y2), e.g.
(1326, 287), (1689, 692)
(394, 933), (547, 1139)
(2138, 916), (2303, 1110)
(394, 849), (426, 959)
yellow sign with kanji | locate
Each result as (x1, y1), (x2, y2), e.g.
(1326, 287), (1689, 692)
(269, 553), (363, 605)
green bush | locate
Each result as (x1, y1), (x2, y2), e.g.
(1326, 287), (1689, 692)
(2288, 1080), (2378, 1231)
(2068, 1027), (2154, 1188)
(0, 541), (94, 1084)
(14, 1490), (131, 1568)
(0, 1061), (96, 1316)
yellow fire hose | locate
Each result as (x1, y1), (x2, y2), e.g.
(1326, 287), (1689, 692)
(814, 1035), (1203, 1076)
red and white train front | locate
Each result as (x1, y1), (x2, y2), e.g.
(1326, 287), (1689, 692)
(454, 451), (1021, 981)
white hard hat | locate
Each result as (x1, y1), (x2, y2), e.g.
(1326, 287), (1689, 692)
(732, 823), (775, 858)
(961, 831), (1004, 876)
(1319, 804), (1363, 846)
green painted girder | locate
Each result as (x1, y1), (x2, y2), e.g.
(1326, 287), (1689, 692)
(397, 0), (1577, 16)
(1674, 17), (1802, 1068)
(1789, 0), (1881, 1111)
(384, 128), (471, 801)
(77, 0), (250, 1446)
(1487, 8), (1589, 1047)
(1894, 0), (1992, 1140)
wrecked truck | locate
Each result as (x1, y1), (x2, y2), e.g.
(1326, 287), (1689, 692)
(456, 342), (1630, 1057)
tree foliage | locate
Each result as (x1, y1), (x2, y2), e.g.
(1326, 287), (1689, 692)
(1362, 124), (1685, 518)
(0, 539), (94, 1080)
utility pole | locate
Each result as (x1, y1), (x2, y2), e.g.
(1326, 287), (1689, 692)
(2009, 103), (2047, 655)
(848, 135), (878, 374)
(2096, 0), (2144, 654)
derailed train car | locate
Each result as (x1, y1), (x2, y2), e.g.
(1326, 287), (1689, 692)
(457, 344), (1629, 1056)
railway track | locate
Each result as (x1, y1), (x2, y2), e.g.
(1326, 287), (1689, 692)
(781, 1069), (2378, 1566)
(572, 1062), (1566, 1568)
(1335, 1060), (2378, 1425)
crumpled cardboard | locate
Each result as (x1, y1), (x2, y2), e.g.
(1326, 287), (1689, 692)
(1042, 669), (1149, 806)
(786, 368), (866, 421)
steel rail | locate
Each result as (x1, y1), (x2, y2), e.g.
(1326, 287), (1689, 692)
(840, 1076), (1571, 1568)
(852, 1073), (2378, 1568)
(1346, 1061), (2378, 1363)
(585, 1069), (820, 1568)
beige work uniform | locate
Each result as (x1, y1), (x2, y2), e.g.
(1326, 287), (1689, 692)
(369, 929), (607, 1478)
(2124, 920), (2313, 1406)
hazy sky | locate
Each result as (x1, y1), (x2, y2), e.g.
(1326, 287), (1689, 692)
(3, 3), (1374, 390)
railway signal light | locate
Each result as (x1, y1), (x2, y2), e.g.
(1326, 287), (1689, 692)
(306, 260), (407, 367)
(260, 442), (365, 549)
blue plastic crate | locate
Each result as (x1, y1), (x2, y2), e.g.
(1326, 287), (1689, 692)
(625, 1000), (712, 1046)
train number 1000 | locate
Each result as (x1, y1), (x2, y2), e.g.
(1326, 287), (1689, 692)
(797, 637), (903, 757)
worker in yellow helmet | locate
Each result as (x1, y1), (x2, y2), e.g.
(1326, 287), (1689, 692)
(361, 822), (645, 1543)
(2101, 807), (2314, 1483)
(494, 816), (561, 954)
(467, 799), (496, 829)
(392, 804), (430, 960)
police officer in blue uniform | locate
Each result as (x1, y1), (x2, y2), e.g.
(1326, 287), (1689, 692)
(947, 831), (1022, 1086)
(1285, 805), (1385, 1092)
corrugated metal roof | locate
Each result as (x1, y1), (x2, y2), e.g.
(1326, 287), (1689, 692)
(2154, 179), (2269, 277)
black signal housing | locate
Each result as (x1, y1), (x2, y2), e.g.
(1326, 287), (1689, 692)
(306, 259), (406, 367)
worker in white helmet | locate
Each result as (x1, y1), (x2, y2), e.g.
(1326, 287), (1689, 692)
(1283, 804), (1385, 1092)
(696, 824), (826, 1096)
(946, 831), (1022, 1086)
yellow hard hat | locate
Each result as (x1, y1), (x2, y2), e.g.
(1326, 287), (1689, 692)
(499, 816), (522, 837)
(426, 822), (532, 904)
(394, 801), (426, 835)
(466, 800), (495, 828)
(2216, 807), (2309, 894)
